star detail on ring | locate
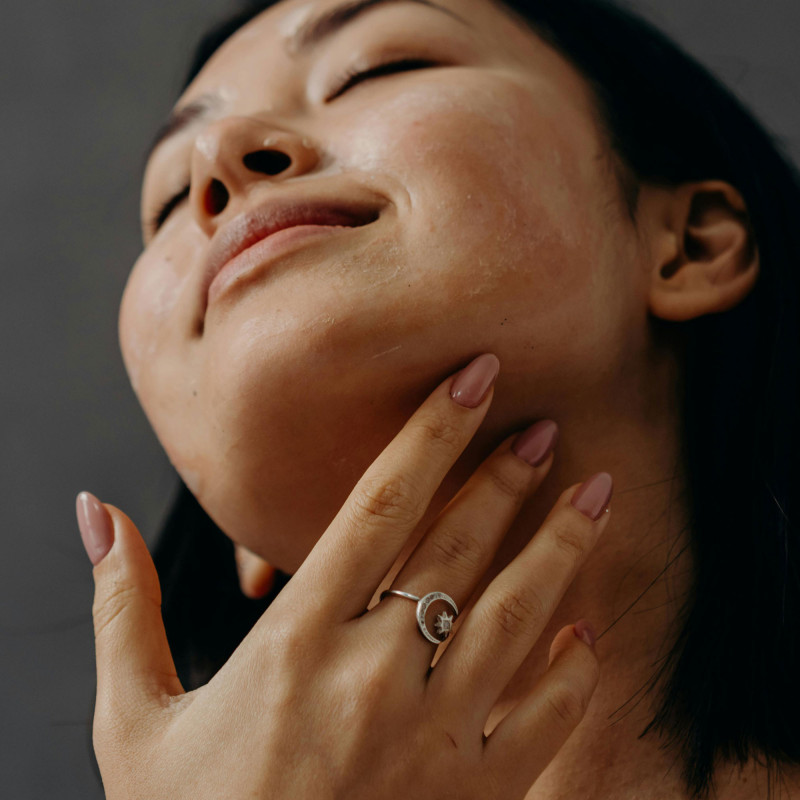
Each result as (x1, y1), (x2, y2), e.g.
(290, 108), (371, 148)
(435, 611), (454, 638)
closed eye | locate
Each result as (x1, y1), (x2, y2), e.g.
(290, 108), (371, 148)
(145, 58), (440, 237)
(147, 183), (190, 235)
(326, 58), (440, 101)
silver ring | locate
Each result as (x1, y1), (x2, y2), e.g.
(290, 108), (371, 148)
(379, 589), (459, 644)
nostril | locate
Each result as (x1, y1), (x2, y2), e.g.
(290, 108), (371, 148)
(243, 149), (292, 175)
(205, 178), (229, 216)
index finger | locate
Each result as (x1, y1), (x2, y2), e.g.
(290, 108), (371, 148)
(295, 353), (500, 622)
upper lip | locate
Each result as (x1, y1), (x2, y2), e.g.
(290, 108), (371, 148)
(200, 192), (382, 311)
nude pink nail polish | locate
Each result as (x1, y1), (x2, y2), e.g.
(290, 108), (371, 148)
(75, 491), (114, 566)
(512, 420), (559, 467)
(573, 619), (596, 647)
(449, 353), (500, 408)
(570, 472), (613, 521)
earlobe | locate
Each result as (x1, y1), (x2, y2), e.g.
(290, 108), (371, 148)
(234, 544), (277, 599)
(647, 180), (760, 322)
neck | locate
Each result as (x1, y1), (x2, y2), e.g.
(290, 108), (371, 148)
(382, 340), (704, 796)
(492, 449), (693, 799)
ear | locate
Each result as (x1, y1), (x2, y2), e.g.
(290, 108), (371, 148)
(645, 180), (760, 322)
(233, 544), (276, 599)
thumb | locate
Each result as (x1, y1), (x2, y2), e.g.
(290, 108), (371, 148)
(76, 491), (184, 720)
(234, 543), (277, 599)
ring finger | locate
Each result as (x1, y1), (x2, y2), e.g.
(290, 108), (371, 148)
(430, 473), (613, 728)
(363, 418), (560, 667)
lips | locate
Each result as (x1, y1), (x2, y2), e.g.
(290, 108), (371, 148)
(200, 195), (381, 316)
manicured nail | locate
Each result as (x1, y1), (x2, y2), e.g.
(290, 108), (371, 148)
(573, 619), (596, 647)
(570, 472), (613, 521)
(75, 491), (114, 566)
(512, 420), (559, 467)
(450, 353), (500, 408)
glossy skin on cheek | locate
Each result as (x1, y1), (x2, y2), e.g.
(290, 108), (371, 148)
(190, 88), (621, 568)
(122, 0), (643, 571)
(120, 219), (208, 487)
(120, 221), (194, 397)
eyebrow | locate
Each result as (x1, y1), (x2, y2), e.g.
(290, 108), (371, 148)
(144, 0), (470, 162)
(291, 0), (470, 53)
(144, 95), (220, 163)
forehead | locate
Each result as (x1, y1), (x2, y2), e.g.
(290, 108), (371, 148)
(222, 0), (523, 54)
(177, 0), (594, 110)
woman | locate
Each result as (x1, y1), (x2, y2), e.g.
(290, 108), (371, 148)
(74, 0), (800, 796)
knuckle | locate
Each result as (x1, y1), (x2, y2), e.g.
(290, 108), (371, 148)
(351, 474), (422, 527)
(428, 523), (485, 572)
(550, 518), (588, 565)
(485, 461), (528, 504)
(93, 699), (148, 754)
(269, 617), (309, 663)
(92, 580), (158, 641)
(488, 586), (547, 638)
(92, 705), (116, 746)
(545, 685), (588, 729)
(340, 649), (393, 723)
(360, 658), (393, 701)
(267, 606), (329, 672)
(416, 413), (463, 454)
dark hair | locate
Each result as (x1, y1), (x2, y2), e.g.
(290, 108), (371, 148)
(149, 0), (800, 797)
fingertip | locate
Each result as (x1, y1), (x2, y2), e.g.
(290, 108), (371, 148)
(75, 491), (115, 566)
(570, 472), (613, 521)
(449, 353), (500, 408)
(546, 620), (598, 669)
(547, 623), (580, 667)
(573, 618), (596, 648)
(235, 546), (277, 599)
(511, 419), (559, 469)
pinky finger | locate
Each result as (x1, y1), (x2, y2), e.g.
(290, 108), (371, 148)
(482, 621), (600, 799)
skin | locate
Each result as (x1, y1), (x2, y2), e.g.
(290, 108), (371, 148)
(116, 0), (777, 796)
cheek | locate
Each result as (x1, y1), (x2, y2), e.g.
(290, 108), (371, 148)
(119, 244), (211, 497)
(336, 77), (610, 333)
(333, 76), (635, 419)
(340, 77), (590, 218)
(119, 236), (198, 396)
(339, 76), (601, 280)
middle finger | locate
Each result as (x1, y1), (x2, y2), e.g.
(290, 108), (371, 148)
(430, 472), (613, 727)
(364, 419), (560, 665)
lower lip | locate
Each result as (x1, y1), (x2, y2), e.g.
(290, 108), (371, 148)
(206, 224), (359, 308)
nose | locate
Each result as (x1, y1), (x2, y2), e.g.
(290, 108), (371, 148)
(188, 115), (321, 236)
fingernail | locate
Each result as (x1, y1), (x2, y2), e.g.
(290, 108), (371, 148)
(450, 353), (500, 408)
(75, 491), (114, 566)
(570, 472), (613, 521)
(512, 420), (559, 467)
(573, 619), (596, 647)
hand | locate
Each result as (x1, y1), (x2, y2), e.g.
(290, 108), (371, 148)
(76, 353), (612, 800)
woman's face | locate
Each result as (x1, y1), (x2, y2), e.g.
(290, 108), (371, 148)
(121, 0), (649, 570)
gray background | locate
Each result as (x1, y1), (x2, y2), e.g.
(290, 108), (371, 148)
(1, 1), (797, 797)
